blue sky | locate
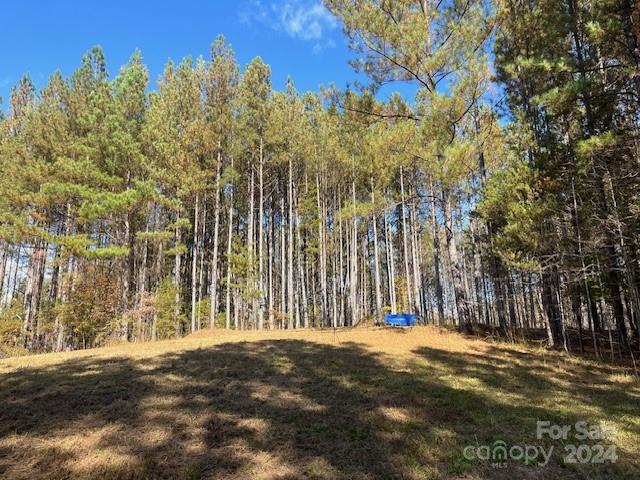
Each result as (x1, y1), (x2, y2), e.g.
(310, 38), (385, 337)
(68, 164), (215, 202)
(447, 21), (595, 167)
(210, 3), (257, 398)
(1, 0), (383, 108)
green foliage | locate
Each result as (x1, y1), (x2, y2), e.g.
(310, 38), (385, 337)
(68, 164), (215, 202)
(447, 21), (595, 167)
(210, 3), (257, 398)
(220, 166), (240, 186)
(575, 132), (616, 160)
(214, 312), (226, 329)
(168, 218), (192, 230)
(0, 300), (24, 348)
(166, 243), (188, 256)
(226, 239), (261, 301)
(395, 276), (409, 313)
(56, 265), (119, 348)
(85, 245), (130, 259)
(154, 276), (182, 339)
(194, 299), (211, 329)
(1, 0), (637, 361)
(478, 158), (549, 270)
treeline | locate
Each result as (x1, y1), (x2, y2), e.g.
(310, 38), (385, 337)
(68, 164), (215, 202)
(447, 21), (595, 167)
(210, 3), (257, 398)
(0, 0), (638, 363)
(486, 0), (640, 359)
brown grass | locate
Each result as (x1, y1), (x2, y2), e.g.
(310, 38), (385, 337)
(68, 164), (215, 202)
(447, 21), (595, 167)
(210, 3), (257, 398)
(0, 326), (638, 479)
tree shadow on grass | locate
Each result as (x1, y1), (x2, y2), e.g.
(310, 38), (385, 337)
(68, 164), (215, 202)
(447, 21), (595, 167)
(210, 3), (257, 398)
(0, 339), (638, 479)
(414, 343), (640, 417)
(411, 344), (640, 479)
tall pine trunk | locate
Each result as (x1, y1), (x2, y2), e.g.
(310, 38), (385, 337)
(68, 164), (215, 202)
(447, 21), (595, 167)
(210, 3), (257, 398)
(371, 182), (383, 323)
(442, 187), (473, 333)
(190, 193), (199, 333)
(209, 155), (222, 329)
(429, 178), (445, 325)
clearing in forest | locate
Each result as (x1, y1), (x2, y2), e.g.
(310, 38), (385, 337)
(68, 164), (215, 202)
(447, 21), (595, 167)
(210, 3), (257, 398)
(0, 327), (638, 480)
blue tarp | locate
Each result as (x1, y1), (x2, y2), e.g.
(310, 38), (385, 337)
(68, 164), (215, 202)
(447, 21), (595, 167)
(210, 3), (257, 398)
(384, 313), (417, 327)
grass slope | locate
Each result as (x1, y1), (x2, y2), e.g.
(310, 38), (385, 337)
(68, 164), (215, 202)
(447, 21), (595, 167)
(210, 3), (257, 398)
(0, 327), (638, 480)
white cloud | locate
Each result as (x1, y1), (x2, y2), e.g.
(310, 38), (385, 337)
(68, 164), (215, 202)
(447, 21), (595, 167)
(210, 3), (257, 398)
(280, 1), (337, 40)
(239, 0), (270, 25)
(241, 0), (337, 43)
(312, 38), (336, 55)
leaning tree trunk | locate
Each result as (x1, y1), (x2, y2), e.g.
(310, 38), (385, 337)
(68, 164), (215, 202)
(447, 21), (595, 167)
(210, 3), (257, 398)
(541, 268), (564, 348)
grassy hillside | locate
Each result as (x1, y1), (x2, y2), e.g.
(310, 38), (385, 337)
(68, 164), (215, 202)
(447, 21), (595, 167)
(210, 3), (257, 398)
(0, 327), (638, 479)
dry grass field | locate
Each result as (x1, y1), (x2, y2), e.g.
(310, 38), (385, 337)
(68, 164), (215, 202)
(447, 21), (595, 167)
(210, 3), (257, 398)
(0, 326), (638, 479)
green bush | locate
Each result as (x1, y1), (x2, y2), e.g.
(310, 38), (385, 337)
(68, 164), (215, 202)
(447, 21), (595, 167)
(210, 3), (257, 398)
(0, 299), (23, 347)
(195, 298), (211, 329)
(0, 300), (29, 356)
(155, 276), (184, 339)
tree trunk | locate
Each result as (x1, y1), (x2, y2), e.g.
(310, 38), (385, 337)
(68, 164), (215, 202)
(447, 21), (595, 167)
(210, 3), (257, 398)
(410, 199), (423, 320)
(209, 155), (222, 329)
(23, 240), (46, 349)
(541, 269), (563, 348)
(371, 181), (383, 324)
(280, 197), (286, 328)
(190, 192), (199, 333)
(350, 174), (358, 324)
(225, 158), (235, 330)
(442, 186), (473, 333)
(317, 174), (328, 326)
(174, 224), (182, 336)
(288, 156), (295, 327)
(384, 209), (397, 314)
(399, 166), (413, 313)
(258, 137), (265, 329)
(429, 178), (445, 325)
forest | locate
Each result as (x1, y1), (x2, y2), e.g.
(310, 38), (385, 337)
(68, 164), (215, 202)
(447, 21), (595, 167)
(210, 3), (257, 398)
(0, 0), (639, 364)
